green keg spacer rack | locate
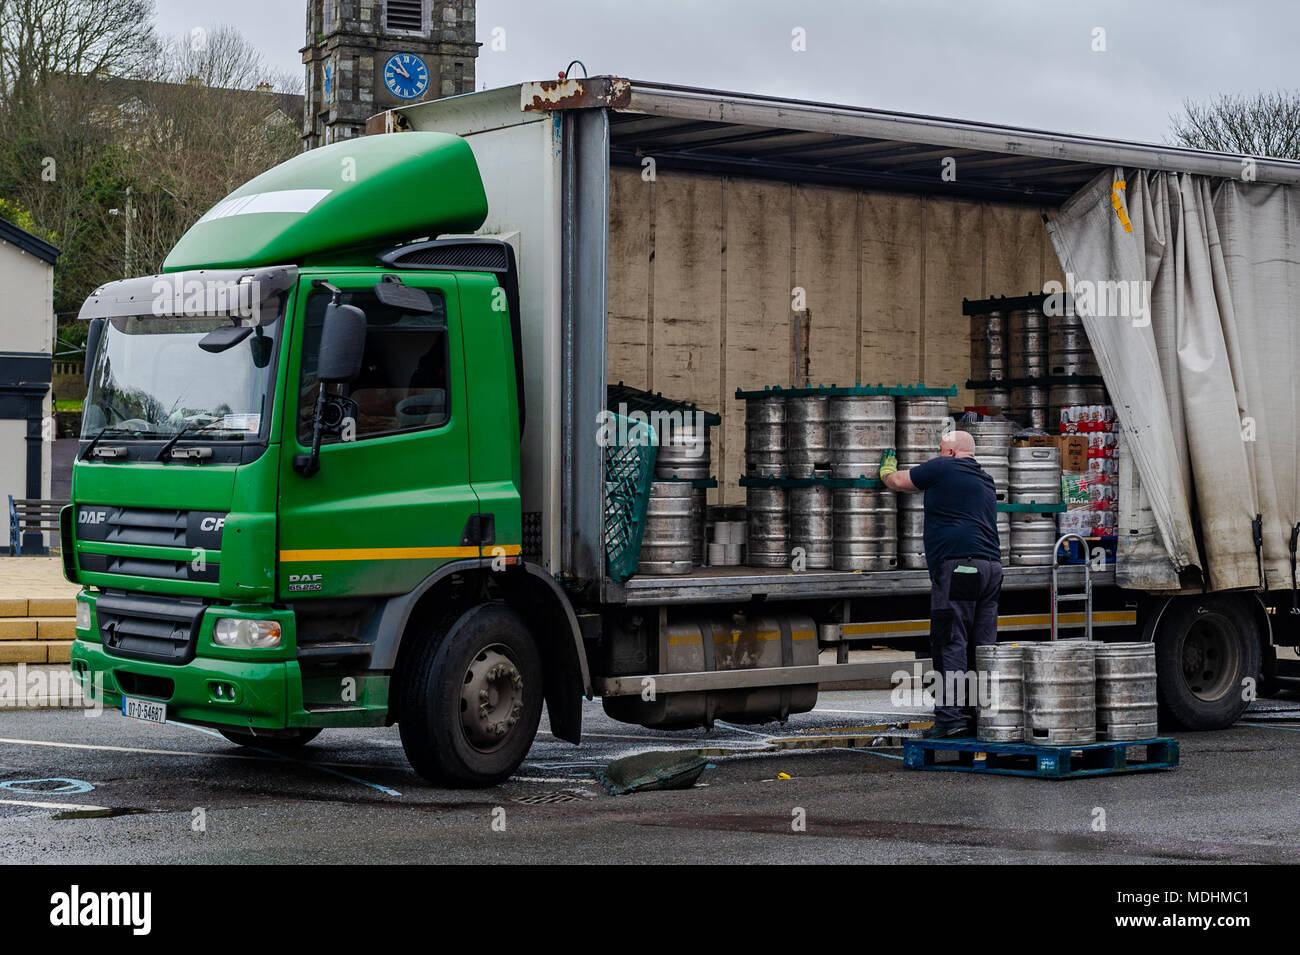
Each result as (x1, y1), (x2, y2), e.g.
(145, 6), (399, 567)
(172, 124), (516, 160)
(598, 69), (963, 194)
(735, 382), (958, 400)
(966, 374), (1105, 389)
(997, 501), (1067, 513)
(740, 475), (884, 489)
(655, 476), (718, 488)
(609, 381), (722, 426)
(962, 292), (1051, 315)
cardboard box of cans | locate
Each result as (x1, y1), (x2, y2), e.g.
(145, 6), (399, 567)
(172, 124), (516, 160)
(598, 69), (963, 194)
(1016, 434), (1089, 473)
(1058, 404), (1118, 539)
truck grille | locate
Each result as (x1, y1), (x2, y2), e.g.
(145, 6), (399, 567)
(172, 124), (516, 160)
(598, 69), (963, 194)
(75, 506), (226, 583)
(97, 592), (206, 665)
(75, 506), (226, 549)
(78, 553), (219, 583)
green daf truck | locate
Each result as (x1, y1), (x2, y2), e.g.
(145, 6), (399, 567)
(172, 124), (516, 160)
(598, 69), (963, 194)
(66, 78), (1299, 786)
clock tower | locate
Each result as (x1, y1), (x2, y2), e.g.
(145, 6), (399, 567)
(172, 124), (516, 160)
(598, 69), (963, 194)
(302, 0), (479, 149)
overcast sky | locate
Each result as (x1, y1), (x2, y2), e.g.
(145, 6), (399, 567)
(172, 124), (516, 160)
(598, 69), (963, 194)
(153, 0), (1297, 142)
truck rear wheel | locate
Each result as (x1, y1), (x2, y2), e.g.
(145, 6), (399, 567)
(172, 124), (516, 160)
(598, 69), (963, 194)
(399, 603), (543, 787)
(1155, 596), (1259, 730)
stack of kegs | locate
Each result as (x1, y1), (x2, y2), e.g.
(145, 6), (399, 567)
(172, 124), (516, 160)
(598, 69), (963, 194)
(976, 640), (1159, 745)
(655, 421), (711, 566)
(965, 418), (1013, 561)
(786, 393), (834, 570)
(744, 394), (789, 568)
(829, 395), (897, 571)
(1008, 445), (1060, 566)
(896, 396), (951, 569)
(1009, 304), (1049, 430)
(964, 418), (1013, 502)
(970, 308), (1010, 412)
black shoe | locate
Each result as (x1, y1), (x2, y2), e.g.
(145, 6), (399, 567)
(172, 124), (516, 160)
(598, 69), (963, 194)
(922, 723), (970, 740)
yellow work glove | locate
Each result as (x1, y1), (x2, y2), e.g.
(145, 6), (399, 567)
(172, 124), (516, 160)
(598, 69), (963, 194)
(878, 449), (898, 481)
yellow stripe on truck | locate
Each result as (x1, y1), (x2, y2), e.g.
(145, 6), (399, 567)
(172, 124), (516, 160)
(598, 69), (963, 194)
(279, 544), (523, 562)
(840, 609), (1136, 636)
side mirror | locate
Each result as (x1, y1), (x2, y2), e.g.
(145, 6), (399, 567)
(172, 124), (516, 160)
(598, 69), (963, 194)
(293, 300), (367, 479)
(317, 303), (367, 382)
(84, 318), (105, 387)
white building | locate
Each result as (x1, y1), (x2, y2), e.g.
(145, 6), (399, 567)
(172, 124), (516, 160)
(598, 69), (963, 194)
(0, 217), (59, 552)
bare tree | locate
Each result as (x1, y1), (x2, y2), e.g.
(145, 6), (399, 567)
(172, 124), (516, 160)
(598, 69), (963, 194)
(0, 0), (158, 109)
(0, 9), (300, 328)
(163, 23), (300, 94)
(1170, 89), (1300, 159)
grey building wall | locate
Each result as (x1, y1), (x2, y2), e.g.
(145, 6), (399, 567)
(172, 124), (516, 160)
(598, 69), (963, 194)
(302, 0), (479, 148)
(0, 219), (59, 551)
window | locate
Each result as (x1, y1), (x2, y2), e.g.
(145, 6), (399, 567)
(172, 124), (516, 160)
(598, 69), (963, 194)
(298, 287), (450, 445)
(386, 0), (424, 31)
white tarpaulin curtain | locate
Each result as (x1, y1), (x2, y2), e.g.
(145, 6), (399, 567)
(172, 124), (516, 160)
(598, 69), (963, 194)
(1047, 169), (1300, 593)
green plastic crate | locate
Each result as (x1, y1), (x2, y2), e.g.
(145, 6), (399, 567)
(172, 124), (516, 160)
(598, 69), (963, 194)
(604, 413), (659, 582)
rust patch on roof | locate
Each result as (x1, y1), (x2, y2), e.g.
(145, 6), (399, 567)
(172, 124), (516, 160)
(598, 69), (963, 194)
(364, 109), (411, 135)
(521, 76), (631, 112)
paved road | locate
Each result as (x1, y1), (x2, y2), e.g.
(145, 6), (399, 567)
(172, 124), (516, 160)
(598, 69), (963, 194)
(1, 691), (1297, 864)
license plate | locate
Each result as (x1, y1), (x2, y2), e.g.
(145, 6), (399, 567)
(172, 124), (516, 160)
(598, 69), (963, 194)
(121, 696), (167, 724)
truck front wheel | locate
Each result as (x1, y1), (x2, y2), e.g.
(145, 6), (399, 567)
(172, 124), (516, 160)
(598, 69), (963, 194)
(1155, 596), (1259, 730)
(399, 603), (543, 787)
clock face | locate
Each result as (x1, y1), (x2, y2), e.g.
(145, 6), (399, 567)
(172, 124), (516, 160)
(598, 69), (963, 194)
(383, 52), (429, 100)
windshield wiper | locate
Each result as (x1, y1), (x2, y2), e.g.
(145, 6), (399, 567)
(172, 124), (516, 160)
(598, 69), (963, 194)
(154, 423), (204, 461)
(155, 424), (247, 461)
(80, 427), (136, 460)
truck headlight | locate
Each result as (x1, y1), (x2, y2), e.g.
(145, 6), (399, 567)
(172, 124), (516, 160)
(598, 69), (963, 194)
(213, 618), (282, 649)
(75, 600), (91, 631)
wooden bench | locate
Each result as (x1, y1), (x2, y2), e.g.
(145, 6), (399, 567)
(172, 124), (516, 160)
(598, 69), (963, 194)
(8, 497), (63, 556)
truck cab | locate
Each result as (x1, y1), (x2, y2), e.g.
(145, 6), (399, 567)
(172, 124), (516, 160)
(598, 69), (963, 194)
(68, 132), (587, 786)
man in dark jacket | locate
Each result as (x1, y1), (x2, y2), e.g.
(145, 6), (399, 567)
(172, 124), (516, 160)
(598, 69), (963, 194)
(880, 430), (1002, 738)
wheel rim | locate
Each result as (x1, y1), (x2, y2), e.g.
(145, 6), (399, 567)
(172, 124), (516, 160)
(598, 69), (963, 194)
(459, 644), (524, 752)
(1181, 612), (1240, 702)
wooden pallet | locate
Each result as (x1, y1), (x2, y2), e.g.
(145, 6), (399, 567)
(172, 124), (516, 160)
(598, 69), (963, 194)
(903, 736), (1179, 779)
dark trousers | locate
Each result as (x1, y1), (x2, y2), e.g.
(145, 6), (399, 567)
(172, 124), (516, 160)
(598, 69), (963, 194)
(928, 557), (1003, 727)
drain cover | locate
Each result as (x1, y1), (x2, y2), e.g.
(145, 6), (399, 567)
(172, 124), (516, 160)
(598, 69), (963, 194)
(510, 790), (587, 805)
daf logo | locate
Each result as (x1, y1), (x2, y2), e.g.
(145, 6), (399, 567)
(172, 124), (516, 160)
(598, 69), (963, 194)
(78, 510), (108, 524)
(200, 517), (226, 532)
(287, 573), (323, 592)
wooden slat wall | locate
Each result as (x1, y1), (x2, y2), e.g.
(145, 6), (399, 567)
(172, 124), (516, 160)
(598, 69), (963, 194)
(607, 167), (1061, 505)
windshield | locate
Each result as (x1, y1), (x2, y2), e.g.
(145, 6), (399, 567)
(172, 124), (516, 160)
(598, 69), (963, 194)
(81, 313), (281, 440)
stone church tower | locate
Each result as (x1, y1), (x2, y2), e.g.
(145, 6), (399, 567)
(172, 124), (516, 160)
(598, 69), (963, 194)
(302, 0), (479, 149)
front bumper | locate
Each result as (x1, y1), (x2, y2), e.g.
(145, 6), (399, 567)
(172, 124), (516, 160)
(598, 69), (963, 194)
(72, 590), (389, 730)
(72, 639), (293, 730)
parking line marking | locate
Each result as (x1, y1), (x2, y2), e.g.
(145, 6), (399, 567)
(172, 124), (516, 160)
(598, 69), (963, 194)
(169, 723), (403, 797)
(0, 798), (110, 812)
(713, 721), (773, 739)
(837, 748), (906, 761)
(1240, 722), (1300, 732)
(0, 736), (402, 773)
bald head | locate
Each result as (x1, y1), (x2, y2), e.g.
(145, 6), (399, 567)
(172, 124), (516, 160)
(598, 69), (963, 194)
(940, 430), (976, 457)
